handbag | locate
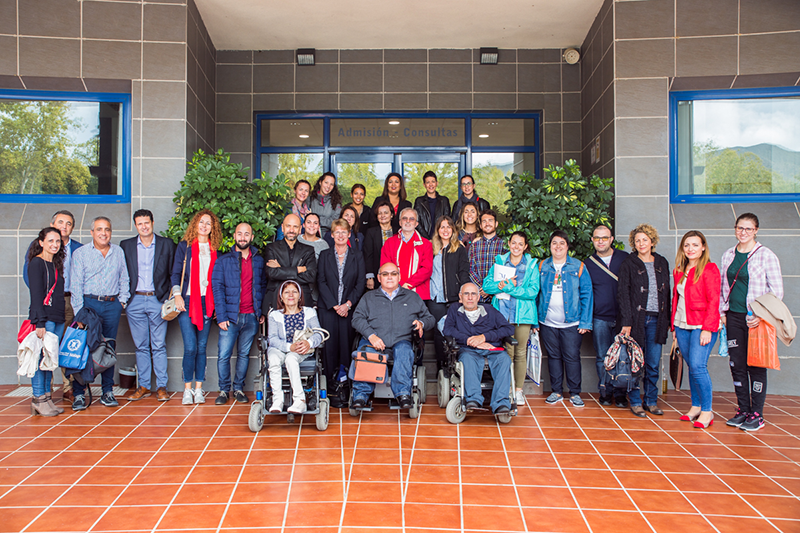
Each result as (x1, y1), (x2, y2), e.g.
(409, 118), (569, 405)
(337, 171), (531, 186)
(350, 346), (390, 383)
(161, 254), (187, 321)
(59, 323), (90, 370)
(668, 337), (684, 391)
(18, 320), (35, 343)
(718, 325), (729, 357)
(293, 327), (330, 344)
(748, 320), (780, 370)
(526, 329), (542, 385)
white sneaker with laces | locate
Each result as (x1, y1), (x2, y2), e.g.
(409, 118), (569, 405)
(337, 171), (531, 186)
(515, 390), (526, 405)
(287, 399), (307, 414)
(269, 400), (283, 413)
(193, 388), (205, 404)
(182, 389), (193, 405)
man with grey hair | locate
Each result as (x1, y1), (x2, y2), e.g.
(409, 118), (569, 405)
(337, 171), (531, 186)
(379, 207), (433, 300)
(70, 216), (130, 411)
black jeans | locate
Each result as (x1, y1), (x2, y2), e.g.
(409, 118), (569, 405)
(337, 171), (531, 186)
(727, 311), (767, 415)
(425, 300), (449, 369)
(540, 324), (583, 395)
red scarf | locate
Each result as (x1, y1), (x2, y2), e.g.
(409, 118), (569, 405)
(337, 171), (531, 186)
(190, 240), (216, 330)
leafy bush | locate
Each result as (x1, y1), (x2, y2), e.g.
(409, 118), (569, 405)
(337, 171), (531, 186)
(164, 149), (291, 250)
(502, 159), (616, 260)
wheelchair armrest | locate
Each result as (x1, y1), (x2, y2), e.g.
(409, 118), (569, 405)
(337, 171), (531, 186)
(503, 336), (519, 346)
(444, 335), (459, 349)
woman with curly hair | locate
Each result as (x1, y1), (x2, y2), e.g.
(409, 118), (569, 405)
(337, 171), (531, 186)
(171, 209), (222, 405)
(309, 172), (343, 237)
(372, 172), (412, 229)
(618, 223), (672, 418)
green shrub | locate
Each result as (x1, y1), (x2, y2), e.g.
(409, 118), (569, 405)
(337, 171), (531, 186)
(502, 159), (616, 260)
(164, 149), (291, 250)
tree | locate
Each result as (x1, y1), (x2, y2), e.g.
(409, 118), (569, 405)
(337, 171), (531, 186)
(472, 163), (510, 213)
(502, 159), (616, 260)
(0, 100), (95, 195)
(164, 149), (291, 250)
(403, 163), (459, 206)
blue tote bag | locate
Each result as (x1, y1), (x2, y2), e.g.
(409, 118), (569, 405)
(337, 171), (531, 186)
(59, 324), (90, 370)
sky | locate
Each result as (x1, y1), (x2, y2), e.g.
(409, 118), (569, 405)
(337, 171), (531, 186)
(693, 97), (800, 152)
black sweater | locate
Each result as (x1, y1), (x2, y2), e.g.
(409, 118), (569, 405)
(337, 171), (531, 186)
(618, 252), (672, 347)
(28, 257), (65, 327)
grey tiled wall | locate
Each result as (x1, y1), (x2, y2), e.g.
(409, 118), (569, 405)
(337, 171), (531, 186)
(215, 48), (582, 179)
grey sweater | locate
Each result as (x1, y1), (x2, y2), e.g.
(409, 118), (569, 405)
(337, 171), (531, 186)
(309, 194), (342, 236)
(352, 287), (435, 347)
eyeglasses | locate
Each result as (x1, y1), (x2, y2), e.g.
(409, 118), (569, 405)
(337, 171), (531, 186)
(400, 216), (416, 222)
(734, 226), (756, 234)
(461, 182), (474, 187)
(332, 231), (349, 237)
(592, 236), (611, 242)
(379, 271), (399, 277)
(461, 291), (479, 297)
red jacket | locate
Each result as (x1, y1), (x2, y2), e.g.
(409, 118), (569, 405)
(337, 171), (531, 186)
(380, 231), (433, 300)
(671, 263), (721, 332)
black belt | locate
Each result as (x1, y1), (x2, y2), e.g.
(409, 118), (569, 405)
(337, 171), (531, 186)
(646, 311), (659, 317)
(85, 294), (118, 302)
(64, 292), (71, 297)
(135, 291), (156, 296)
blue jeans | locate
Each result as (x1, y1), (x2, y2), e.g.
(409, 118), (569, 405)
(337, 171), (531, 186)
(31, 321), (65, 396)
(83, 298), (123, 346)
(126, 294), (168, 389)
(460, 347), (512, 412)
(217, 312), (257, 392)
(178, 296), (212, 383)
(675, 327), (717, 411)
(592, 318), (616, 397)
(632, 315), (662, 407)
(540, 325), (583, 395)
(352, 337), (414, 400)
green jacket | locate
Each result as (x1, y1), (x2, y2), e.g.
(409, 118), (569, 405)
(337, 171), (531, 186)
(483, 252), (540, 326)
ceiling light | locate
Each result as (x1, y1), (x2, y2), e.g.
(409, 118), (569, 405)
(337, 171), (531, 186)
(479, 134), (489, 138)
(480, 47), (499, 65)
(388, 120), (400, 125)
(296, 49), (315, 66)
(299, 134), (309, 138)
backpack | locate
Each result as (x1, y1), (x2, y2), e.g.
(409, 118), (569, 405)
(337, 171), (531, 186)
(604, 334), (644, 391)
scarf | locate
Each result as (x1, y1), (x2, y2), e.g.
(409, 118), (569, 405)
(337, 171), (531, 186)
(292, 198), (311, 218)
(396, 230), (422, 292)
(190, 240), (216, 330)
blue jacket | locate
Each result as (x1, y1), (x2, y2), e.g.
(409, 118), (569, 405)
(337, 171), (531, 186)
(584, 249), (628, 322)
(443, 303), (515, 348)
(536, 256), (594, 330)
(483, 252), (540, 326)
(211, 246), (266, 324)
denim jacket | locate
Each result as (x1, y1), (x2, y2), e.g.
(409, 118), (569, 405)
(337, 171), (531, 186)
(536, 255), (593, 330)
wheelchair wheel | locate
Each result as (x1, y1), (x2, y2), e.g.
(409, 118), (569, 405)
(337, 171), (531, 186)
(497, 412), (513, 424)
(316, 398), (330, 431)
(416, 365), (427, 405)
(319, 374), (327, 396)
(409, 391), (421, 419)
(437, 369), (449, 408)
(248, 402), (264, 433)
(445, 396), (466, 424)
(348, 387), (358, 418)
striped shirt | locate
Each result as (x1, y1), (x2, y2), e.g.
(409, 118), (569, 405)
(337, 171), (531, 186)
(71, 242), (130, 313)
(720, 244), (783, 314)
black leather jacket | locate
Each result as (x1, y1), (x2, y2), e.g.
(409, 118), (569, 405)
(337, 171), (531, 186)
(413, 193), (452, 239)
(261, 240), (318, 312)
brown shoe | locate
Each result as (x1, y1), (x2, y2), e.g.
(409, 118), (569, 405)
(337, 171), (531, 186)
(631, 405), (647, 418)
(63, 389), (74, 404)
(156, 387), (170, 402)
(126, 386), (151, 401)
(644, 404), (664, 416)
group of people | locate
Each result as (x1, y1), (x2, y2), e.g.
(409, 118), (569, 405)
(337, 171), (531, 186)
(21, 170), (784, 432)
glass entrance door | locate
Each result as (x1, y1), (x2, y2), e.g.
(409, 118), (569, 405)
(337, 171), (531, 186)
(402, 153), (463, 207)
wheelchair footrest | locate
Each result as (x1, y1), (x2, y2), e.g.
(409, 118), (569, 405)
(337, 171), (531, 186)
(353, 401), (373, 412)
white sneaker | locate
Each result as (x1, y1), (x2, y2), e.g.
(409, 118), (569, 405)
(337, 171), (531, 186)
(182, 389), (193, 405)
(193, 388), (205, 404)
(515, 390), (526, 405)
(269, 400), (283, 413)
(287, 399), (307, 414)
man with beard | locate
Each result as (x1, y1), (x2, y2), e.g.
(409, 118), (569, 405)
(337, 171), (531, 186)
(262, 214), (318, 311)
(212, 223), (266, 405)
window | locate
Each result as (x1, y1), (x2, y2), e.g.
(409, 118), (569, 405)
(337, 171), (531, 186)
(671, 87), (800, 203)
(0, 89), (130, 203)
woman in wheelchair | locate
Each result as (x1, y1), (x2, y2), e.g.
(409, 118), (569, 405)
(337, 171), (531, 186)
(267, 281), (324, 414)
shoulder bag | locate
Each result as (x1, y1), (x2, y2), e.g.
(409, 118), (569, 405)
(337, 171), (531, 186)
(161, 253), (186, 321)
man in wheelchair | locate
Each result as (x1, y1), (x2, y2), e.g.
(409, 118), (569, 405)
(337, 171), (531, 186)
(443, 282), (515, 414)
(350, 262), (435, 409)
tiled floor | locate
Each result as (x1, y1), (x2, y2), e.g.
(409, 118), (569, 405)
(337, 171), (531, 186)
(1, 386), (799, 533)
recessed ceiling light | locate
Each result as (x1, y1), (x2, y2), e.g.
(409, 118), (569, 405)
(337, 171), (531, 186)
(289, 122), (301, 126)
(299, 134), (309, 138)
(487, 122), (499, 126)
(479, 134), (489, 138)
(388, 120), (400, 125)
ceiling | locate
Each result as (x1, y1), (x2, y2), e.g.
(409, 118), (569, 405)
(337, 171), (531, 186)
(195, 0), (605, 51)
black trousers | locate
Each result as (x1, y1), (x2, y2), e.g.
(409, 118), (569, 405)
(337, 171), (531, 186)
(318, 307), (355, 383)
(425, 300), (449, 369)
(727, 311), (767, 415)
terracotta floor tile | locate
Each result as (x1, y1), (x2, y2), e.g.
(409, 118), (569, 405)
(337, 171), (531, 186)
(84, 466), (142, 485)
(248, 449), (298, 464)
(0, 506), (45, 533)
(92, 504), (167, 531)
(55, 484), (125, 506)
(351, 448), (401, 464)
(0, 451), (55, 467)
(403, 503), (461, 529)
(461, 466), (513, 485)
(404, 482), (460, 504)
(342, 502), (402, 528)
(774, 476), (800, 496)
(513, 467), (566, 486)
(459, 437), (506, 451)
(462, 503), (525, 531)
(410, 449), (459, 465)
(583, 510), (650, 531)
(614, 470), (676, 491)
(113, 437), (166, 452)
(628, 489), (690, 513)
(516, 486), (576, 508)
(642, 511), (717, 531)
(406, 465), (459, 484)
(554, 452), (608, 470)
(344, 481), (399, 502)
(135, 466), (192, 484)
(221, 502), (286, 528)
(461, 483), (518, 505)
(708, 515), (784, 533)
(503, 438), (551, 452)
(186, 464), (245, 483)
(96, 451), (154, 467)
(719, 474), (792, 495)
(649, 455), (708, 473)
(231, 482), (289, 503)
(174, 482), (235, 504)
(742, 494), (800, 520)
(289, 464), (342, 482)
(521, 507), (589, 532)
(685, 491), (760, 517)
(158, 503), (226, 529)
(562, 468), (620, 488)
(729, 445), (796, 462)
(667, 473), (733, 493)
(0, 466), (37, 484)
(196, 449), (248, 466)
(702, 457), (763, 476)
(27, 505), (107, 532)
(506, 451), (558, 469)
(0, 484), (70, 506)
(286, 480), (343, 502)
(20, 437), (80, 451)
(749, 459), (800, 478)
(115, 483), (181, 505)
(571, 488), (637, 511)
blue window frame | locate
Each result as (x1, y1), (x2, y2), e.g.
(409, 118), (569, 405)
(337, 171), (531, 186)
(0, 89), (131, 204)
(670, 86), (800, 204)
(254, 112), (540, 183)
